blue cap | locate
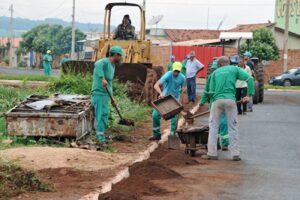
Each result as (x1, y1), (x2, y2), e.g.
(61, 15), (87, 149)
(244, 51), (252, 57)
(170, 55), (175, 60)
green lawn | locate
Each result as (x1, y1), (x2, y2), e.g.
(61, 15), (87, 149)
(264, 84), (300, 90)
(0, 73), (57, 82)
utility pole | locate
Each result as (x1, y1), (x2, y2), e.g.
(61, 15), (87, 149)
(71, 0), (76, 59)
(283, 0), (290, 72)
(142, 0), (146, 10)
(9, 4), (14, 67)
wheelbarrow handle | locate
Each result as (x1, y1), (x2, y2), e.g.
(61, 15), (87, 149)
(189, 110), (210, 119)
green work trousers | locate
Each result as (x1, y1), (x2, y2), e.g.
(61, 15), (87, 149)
(91, 95), (109, 133)
(44, 65), (52, 76)
(152, 109), (177, 137)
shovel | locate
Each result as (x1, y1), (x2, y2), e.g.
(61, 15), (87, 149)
(106, 87), (135, 127)
(168, 116), (181, 150)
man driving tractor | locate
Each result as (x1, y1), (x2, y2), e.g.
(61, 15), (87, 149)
(113, 14), (135, 40)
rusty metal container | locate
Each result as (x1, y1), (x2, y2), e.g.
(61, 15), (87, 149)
(5, 95), (94, 139)
(151, 95), (183, 120)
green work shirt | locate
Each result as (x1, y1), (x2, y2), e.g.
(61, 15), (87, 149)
(167, 62), (174, 71)
(199, 65), (254, 105)
(60, 57), (71, 66)
(43, 54), (52, 68)
(92, 58), (115, 96)
(181, 60), (187, 76)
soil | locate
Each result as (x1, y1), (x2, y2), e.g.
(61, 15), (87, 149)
(13, 167), (119, 200)
(0, 147), (136, 171)
(0, 147), (137, 200)
(112, 118), (169, 153)
(98, 144), (242, 200)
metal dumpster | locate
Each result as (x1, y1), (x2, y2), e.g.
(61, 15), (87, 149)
(5, 94), (94, 139)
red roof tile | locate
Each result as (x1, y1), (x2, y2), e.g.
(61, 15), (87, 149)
(228, 22), (275, 32)
(164, 29), (221, 42)
(0, 37), (22, 48)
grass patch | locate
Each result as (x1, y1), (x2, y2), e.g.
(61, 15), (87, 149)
(0, 158), (53, 199)
(264, 84), (300, 90)
(0, 73), (57, 82)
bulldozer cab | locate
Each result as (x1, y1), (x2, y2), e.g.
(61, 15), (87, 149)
(95, 2), (153, 84)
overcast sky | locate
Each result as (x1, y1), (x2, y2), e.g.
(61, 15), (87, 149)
(0, 0), (276, 30)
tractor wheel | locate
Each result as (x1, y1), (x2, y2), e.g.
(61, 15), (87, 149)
(152, 66), (164, 80)
(255, 63), (264, 103)
(253, 80), (259, 104)
(143, 68), (158, 105)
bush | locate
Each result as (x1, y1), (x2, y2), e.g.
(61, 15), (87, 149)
(3, 57), (9, 65)
(17, 60), (27, 68)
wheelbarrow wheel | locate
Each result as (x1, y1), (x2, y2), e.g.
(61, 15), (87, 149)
(190, 150), (196, 157)
(185, 149), (189, 155)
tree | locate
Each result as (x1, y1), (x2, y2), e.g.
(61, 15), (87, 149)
(240, 29), (279, 61)
(20, 24), (85, 55)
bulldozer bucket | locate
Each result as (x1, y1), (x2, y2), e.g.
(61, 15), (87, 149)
(115, 63), (148, 84)
(62, 61), (148, 84)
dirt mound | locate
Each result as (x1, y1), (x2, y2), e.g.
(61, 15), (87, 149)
(100, 192), (140, 200)
(99, 175), (169, 200)
(130, 161), (181, 180)
(151, 145), (201, 167)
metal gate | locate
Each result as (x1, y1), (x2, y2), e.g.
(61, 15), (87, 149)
(172, 46), (223, 77)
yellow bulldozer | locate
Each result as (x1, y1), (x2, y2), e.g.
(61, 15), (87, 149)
(62, 2), (164, 104)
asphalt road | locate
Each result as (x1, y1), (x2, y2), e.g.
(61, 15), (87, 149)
(229, 91), (300, 200)
(0, 67), (60, 76)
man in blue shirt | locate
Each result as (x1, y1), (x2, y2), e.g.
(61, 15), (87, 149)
(186, 51), (204, 103)
(149, 62), (186, 141)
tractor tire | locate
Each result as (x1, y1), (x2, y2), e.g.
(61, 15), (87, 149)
(152, 66), (164, 80)
(253, 80), (259, 104)
(255, 63), (264, 103)
(143, 68), (158, 105)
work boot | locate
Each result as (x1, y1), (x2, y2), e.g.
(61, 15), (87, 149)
(149, 135), (161, 141)
(201, 154), (218, 160)
(96, 134), (106, 144)
(232, 155), (241, 161)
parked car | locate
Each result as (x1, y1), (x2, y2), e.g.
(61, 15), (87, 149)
(269, 68), (300, 86)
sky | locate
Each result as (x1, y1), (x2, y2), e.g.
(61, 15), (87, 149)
(0, 0), (276, 30)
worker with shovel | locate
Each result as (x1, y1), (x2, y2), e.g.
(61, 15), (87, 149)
(199, 56), (254, 161)
(149, 62), (186, 141)
(91, 46), (124, 144)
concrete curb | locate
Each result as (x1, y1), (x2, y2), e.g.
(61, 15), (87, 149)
(267, 89), (300, 93)
(79, 129), (170, 200)
(0, 80), (49, 88)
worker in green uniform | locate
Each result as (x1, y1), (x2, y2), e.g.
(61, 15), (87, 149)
(199, 56), (254, 161)
(149, 62), (186, 141)
(43, 50), (53, 75)
(167, 55), (175, 71)
(200, 58), (229, 149)
(60, 53), (71, 67)
(91, 46), (124, 144)
(181, 55), (188, 76)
